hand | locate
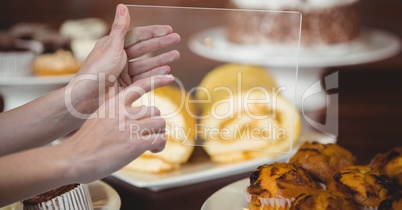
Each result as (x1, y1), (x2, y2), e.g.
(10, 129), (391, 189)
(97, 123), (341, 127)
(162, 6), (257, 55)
(70, 4), (180, 113)
(61, 74), (174, 183)
(119, 25), (181, 87)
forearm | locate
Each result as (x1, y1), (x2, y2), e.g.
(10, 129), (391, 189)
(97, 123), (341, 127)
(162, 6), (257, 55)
(0, 144), (74, 207)
(0, 78), (99, 156)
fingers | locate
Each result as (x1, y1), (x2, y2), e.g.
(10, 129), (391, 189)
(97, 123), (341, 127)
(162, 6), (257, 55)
(127, 113), (167, 153)
(128, 50), (179, 76)
(127, 105), (161, 120)
(120, 74), (175, 106)
(124, 25), (174, 48)
(138, 133), (167, 153)
(132, 65), (171, 81)
(109, 4), (130, 49)
(132, 117), (166, 135)
(126, 33), (181, 59)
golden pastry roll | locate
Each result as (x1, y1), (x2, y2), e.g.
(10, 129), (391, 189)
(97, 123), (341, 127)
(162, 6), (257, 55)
(196, 63), (301, 163)
(123, 85), (196, 173)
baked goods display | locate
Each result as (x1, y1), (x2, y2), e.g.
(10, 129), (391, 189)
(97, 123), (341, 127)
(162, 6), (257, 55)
(32, 50), (81, 76)
(123, 85), (196, 173)
(226, 0), (361, 47)
(246, 142), (401, 210)
(290, 189), (358, 210)
(9, 22), (71, 54)
(247, 163), (320, 210)
(1, 18), (107, 78)
(0, 32), (43, 77)
(289, 141), (357, 184)
(370, 147), (402, 189)
(196, 63), (301, 163)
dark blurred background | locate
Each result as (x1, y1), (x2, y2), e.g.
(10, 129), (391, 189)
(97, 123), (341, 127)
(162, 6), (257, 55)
(1, 0), (401, 163)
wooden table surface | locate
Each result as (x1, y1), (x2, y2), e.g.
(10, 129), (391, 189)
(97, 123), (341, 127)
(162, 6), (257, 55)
(1, 0), (402, 209)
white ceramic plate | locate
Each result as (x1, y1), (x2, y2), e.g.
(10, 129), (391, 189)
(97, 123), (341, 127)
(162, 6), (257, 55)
(0, 74), (74, 86)
(188, 27), (401, 68)
(112, 130), (336, 191)
(201, 178), (249, 210)
(89, 181), (121, 210)
(0, 74), (74, 111)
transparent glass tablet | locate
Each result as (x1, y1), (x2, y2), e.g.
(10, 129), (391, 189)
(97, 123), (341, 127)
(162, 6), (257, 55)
(126, 5), (301, 154)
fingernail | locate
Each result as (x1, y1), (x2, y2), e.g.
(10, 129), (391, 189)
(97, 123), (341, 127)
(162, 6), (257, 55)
(156, 67), (169, 75)
(155, 28), (169, 37)
(118, 4), (125, 16)
(165, 74), (174, 80)
(161, 36), (176, 46)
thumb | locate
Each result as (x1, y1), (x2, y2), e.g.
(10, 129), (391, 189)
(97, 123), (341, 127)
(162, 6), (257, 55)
(109, 4), (130, 49)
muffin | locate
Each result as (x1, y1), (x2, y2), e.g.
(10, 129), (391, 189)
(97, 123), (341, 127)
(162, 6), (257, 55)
(247, 163), (320, 210)
(379, 195), (402, 210)
(327, 165), (395, 209)
(289, 141), (357, 184)
(9, 22), (71, 54)
(32, 31), (71, 54)
(290, 189), (358, 210)
(23, 184), (92, 210)
(8, 22), (51, 40)
(0, 32), (43, 77)
(32, 49), (81, 76)
(370, 147), (402, 189)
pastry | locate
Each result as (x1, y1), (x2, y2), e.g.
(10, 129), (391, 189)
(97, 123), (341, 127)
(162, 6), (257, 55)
(0, 32), (43, 77)
(23, 184), (92, 210)
(8, 23), (50, 40)
(226, 0), (360, 47)
(327, 165), (395, 208)
(32, 49), (81, 76)
(123, 85), (196, 173)
(289, 141), (357, 183)
(196, 64), (301, 163)
(60, 18), (108, 61)
(247, 163), (320, 210)
(370, 147), (402, 189)
(290, 189), (358, 210)
(32, 31), (71, 53)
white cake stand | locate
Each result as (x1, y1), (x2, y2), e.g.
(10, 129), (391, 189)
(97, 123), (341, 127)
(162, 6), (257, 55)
(0, 74), (74, 111)
(188, 27), (401, 113)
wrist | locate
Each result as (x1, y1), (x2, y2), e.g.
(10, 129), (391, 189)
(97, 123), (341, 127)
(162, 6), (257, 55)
(64, 75), (101, 117)
(53, 141), (82, 184)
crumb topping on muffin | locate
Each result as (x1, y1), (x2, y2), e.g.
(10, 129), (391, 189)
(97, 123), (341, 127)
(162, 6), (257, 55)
(248, 163), (320, 199)
(290, 189), (358, 210)
(289, 141), (356, 183)
(327, 165), (395, 208)
(32, 49), (81, 75)
(370, 147), (402, 188)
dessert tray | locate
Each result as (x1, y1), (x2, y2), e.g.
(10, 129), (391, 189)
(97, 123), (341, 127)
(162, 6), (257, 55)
(89, 181), (121, 210)
(188, 27), (401, 68)
(112, 129), (336, 191)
